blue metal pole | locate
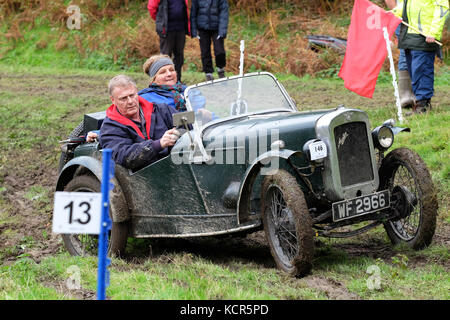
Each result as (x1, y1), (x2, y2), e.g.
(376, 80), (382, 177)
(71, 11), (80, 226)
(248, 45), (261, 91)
(97, 149), (113, 300)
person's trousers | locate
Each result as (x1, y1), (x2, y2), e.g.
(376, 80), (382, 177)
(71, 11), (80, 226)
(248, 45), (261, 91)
(405, 49), (435, 101)
(398, 49), (407, 71)
(159, 30), (186, 82)
(395, 25), (408, 71)
(198, 29), (226, 74)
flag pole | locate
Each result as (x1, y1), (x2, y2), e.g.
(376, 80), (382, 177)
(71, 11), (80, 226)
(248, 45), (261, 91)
(400, 21), (443, 46)
(383, 27), (403, 124)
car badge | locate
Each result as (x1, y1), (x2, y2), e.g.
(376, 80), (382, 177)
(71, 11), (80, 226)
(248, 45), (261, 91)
(338, 131), (349, 148)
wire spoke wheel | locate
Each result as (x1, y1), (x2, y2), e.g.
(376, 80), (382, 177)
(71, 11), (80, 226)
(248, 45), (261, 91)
(379, 148), (437, 249)
(267, 186), (299, 264)
(389, 165), (420, 240)
(61, 175), (128, 257)
(261, 170), (314, 277)
(66, 234), (99, 256)
(62, 181), (100, 256)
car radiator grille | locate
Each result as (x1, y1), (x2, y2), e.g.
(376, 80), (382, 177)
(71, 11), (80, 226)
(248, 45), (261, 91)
(334, 122), (374, 187)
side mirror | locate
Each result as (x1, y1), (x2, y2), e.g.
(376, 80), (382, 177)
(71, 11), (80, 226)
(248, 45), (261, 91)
(173, 111), (195, 129)
(173, 111), (195, 150)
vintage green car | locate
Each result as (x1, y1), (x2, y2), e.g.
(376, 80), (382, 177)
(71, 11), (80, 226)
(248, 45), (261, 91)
(56, 72), (437, 277)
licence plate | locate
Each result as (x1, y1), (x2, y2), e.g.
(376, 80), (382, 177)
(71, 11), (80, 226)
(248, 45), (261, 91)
(332, 190), (390, 222)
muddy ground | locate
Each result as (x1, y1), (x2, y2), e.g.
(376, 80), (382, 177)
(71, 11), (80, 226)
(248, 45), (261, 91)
(0, 69), (449, 300)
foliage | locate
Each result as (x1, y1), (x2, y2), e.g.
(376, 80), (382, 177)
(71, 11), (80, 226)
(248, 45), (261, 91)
(3, 0), (446, 77)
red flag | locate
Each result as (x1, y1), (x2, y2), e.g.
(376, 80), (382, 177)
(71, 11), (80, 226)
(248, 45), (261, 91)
(338, 0), (401, 98)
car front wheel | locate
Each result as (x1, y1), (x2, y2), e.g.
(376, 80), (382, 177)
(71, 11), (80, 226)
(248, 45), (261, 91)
(379, 148), (438, 249)
(61, 174), (128, 257)
(261, 169), (314, 277)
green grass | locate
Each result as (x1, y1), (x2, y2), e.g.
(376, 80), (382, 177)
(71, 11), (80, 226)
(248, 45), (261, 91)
(313, 239), (450, 299)
(0, 253), (326, 300)
(1, 242), (448, 300)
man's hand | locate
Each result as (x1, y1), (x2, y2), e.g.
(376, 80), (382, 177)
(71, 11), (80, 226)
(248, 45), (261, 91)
(160, 128), (180, 148)
(426, 36), (435, 43)
(86, 131), (98, 143)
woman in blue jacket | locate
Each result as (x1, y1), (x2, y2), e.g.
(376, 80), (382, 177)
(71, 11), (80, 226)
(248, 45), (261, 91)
(139, 54), (216, 124)
(139, 54), (188, 111)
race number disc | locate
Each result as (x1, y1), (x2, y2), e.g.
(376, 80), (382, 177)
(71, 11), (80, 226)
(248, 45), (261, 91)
(309, 141), (327, 161)
(53, 192), (102, 234)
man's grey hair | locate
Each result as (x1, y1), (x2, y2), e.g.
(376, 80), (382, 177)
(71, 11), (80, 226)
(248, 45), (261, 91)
(108, 75), (137, 96)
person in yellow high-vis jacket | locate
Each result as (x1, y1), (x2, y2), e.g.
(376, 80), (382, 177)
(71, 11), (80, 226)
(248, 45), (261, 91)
(391, 0), (449, 114)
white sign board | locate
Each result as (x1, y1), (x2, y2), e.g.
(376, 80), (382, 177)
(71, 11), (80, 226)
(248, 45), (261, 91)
(309, 141), (327, 161)
(53, 192), (102, 234)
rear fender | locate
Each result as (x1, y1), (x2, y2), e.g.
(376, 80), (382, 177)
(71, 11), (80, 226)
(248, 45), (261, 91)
(56, 156), (130, 223)
(236, 149), (301, 224)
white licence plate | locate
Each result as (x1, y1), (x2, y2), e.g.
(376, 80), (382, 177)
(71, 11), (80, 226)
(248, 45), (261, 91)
(332, 190), (390, 222)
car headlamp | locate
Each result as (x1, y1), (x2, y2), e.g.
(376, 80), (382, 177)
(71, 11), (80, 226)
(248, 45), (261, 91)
(372, 125), (394, 150)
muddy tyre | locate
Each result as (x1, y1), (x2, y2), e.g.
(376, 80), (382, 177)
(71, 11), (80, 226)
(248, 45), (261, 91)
(61, 175), (128, 257)
(379, 148), (437, 249)
(261, 170), (314, 277)
(58, 121), (84, 173)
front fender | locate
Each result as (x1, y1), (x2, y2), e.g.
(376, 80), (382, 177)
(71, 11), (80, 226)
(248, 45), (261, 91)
(236, 149), (301, 224)
(57, 156), (103, 191)
(56, 156), (130, 223)
(391, 126), (410, 135)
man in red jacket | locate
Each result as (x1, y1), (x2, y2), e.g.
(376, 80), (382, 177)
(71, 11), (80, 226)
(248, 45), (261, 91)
(147, 0), (190, 83)
(100, 75), (180, 171)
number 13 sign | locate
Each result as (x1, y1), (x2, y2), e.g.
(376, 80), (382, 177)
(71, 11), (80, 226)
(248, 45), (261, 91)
(53, 192), (102, 234)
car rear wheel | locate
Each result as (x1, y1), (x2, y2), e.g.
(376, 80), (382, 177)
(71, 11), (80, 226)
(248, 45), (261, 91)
(261, 170), (314, 277)
(379, 148), (437, 249)
(61, 175), (128, 257)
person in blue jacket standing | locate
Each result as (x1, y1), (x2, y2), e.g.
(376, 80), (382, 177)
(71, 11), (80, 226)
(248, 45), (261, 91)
(190, 0), (229, 81)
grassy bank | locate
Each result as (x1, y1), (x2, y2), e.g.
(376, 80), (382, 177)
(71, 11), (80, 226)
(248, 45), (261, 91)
(1, 248), (448, 300)
(1, 1), (448, 76)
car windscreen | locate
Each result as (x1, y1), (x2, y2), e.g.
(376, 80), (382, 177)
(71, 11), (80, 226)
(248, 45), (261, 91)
(185, 73), (294, 126)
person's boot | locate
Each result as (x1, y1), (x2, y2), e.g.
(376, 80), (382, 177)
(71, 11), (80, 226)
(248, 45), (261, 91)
(217, 67), (225, 79)
(398, 70), (415, 108)
(205, 73), (214, 81)
(413, 99), (432, 114)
